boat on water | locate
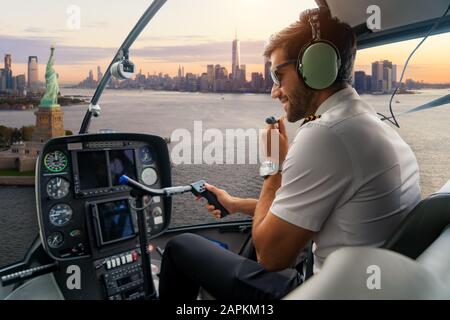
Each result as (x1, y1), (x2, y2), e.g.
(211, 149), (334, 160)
(1, 0), (450, 300)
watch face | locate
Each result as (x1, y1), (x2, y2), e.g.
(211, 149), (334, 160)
(259, 160), (279, 177)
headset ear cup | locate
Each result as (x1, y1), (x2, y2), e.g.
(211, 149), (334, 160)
(300, 42), (340, 90)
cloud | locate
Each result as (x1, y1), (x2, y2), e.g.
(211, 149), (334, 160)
(23, 27), (72, 34)
(0, 34), (266, 66)
(23, 27), (47, 33)
(139, 35), (212, 42)
(85, 21), (109, 29)
(0, 34), (114, 65)
(134, 40), (266, 64)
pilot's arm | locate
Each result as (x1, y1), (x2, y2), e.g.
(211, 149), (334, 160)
(252, 121), (353, 272)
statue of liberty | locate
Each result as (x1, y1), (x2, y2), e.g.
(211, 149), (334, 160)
(40, 45), (60, 107)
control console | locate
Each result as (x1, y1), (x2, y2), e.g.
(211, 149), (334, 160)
(36, 133), (172, 299)
(95, 248), (145, 300)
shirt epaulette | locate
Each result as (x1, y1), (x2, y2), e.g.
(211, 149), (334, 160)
(301, 115), (321, 126)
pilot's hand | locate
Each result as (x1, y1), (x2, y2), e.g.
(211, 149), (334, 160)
(266, 116), (289, 165)
(197, 183), (236, 219)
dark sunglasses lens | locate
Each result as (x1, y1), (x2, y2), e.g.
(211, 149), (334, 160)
(270, 70), (280, 86)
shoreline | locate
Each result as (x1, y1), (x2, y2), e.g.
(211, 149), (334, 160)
(0, 176), (35, 186)
(0, 95), (89, 111)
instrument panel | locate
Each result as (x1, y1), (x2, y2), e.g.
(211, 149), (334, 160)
(36, 133), (172, 299)
(37, 133), (172, 261)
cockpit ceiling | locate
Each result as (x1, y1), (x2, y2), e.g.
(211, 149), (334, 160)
(321, 0), (450, 48)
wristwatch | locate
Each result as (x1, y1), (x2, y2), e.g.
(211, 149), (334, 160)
(259, 160), (280, 179)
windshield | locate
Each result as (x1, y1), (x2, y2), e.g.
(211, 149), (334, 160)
(1, 0), (449, 269)
(354, 33), (450, 196)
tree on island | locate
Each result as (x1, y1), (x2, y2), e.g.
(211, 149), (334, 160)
(0, 125), (73, 148)
(0, 125), (35, 146)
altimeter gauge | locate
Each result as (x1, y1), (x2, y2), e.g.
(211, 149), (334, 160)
(44, 150), (68, 173)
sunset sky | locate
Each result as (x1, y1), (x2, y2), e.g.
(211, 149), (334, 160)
(1, 0), (449, 84)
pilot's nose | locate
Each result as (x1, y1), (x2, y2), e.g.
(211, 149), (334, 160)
(271, 84), (282, 99)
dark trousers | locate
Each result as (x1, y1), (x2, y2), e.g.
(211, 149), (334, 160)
(158, 233), (302, 300)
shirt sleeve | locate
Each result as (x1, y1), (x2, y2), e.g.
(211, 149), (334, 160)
(270, 124), (354, 232)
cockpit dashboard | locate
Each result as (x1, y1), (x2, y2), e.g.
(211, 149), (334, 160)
(36, 133), (172, 299)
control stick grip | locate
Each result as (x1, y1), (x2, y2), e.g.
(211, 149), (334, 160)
(190, 181), (230, 218)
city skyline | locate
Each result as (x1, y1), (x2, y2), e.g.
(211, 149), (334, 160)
(354, 60), (398, 94)
(0, 0), (449, 83)
(2, 47), (449, 97)
(3, 30), (450, 85)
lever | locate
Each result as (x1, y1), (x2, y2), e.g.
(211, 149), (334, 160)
(119, 175), (229, 218)
(1, 263), (57, 287)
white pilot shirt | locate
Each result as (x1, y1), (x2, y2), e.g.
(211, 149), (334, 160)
(270, 87), (421, 271)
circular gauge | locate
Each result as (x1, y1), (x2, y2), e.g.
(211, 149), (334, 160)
(49, 204), (73, 227)
(46, 177), (70, 200)
(140, 146), (154, 164)
(47, 232), (64, 249)
(44, 150), (68, 173)
(141, 167), (158, 186)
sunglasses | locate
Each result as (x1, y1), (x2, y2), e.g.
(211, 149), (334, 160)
(270, 59), (298, 87)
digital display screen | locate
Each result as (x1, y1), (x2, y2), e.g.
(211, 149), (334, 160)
(77, 151), (109, 190)
(76, 149), (137, 191)
(98, 200), (135, 244)
(109, 149), (136, 186)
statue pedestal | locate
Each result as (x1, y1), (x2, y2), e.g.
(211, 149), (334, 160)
(32, 105), (65, 143)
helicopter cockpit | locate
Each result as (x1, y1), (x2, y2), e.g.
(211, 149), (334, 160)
(1, 0), (450, 301)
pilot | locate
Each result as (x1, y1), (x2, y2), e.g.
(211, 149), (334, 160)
(158, 7), (421, 300)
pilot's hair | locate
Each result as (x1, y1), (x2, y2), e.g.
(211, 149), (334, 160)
(263, 9), (356, 85)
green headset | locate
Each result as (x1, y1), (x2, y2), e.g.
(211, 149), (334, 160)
(297, 7), (342, 90)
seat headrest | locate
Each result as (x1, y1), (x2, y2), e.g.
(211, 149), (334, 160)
(283, 247), (449, 300)
(417, 225), (450, 287)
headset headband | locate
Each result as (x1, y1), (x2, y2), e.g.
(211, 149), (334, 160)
(309, 13), (321, 41)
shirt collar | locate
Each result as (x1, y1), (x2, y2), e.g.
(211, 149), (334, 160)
(315, 86), (360, 116)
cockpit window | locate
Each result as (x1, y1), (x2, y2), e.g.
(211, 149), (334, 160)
(354, 32), (450, 197)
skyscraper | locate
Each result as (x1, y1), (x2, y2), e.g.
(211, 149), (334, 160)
(28, 56), (39, 89)
(232, 32), (240, 80)
(4, 54), (11, 70)
(0, 69), (5, 91)
(251, 72), (264, 92)
(239, 64), (246, 82)
(371, 60), (397, 93)
(207, 65), (214, 83)
(371, 61), (383, 92)
(97, 66), (103, 82)
(391, 64), (397, 87)
(4, 54), (13, 90)
(382, 60), (393, 92)
(15, 74), (26, 92)
(214, 64), (224, 80)
(264, 58), (273, 89)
